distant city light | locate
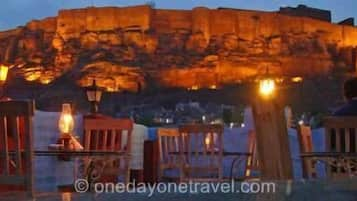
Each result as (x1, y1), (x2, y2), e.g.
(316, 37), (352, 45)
(202, 115), (206, 122)
(241, 123), (245, 128)
(229, 122), (234, 129)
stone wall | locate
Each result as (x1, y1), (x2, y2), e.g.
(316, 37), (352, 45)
(153, 9), (192, 33)
(48, 6), (357, 47)
(57, 5), (152, 40)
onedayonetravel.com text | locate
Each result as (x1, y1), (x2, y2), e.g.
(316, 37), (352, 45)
(74, 179), (276, 197)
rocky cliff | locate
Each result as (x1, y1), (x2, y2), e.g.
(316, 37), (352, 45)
(0, 5), (357, 92)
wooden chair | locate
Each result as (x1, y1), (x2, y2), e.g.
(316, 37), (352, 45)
(297, 125), (317, 179)
(157, 128), (182, 181)
(244, 130), (259, 178)
(143, 140), (159, 184)
(324, 117), (357, 178)
(178, 124), (224, 182)
(0, 100), (35, 197)
(83, 117), (133, 184)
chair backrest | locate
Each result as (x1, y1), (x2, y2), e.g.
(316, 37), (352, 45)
(83, 118), (133, 153)
(297, 125), (313, 153)
(297, 125), (316, 179)
(324, 117), (357, 177)
(0, 100), (34, 195)
(157, 128), (180, 166)
(244, 130), (259, 177)
(178, 124), (224, 179)
(324, 117), (357, 153)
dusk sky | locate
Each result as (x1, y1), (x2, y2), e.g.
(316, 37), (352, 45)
(0, 0), (356, 31)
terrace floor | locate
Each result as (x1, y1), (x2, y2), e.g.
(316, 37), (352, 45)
(0, 178), (356, 201)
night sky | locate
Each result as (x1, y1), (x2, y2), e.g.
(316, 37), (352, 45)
(0, 0), (356, 31)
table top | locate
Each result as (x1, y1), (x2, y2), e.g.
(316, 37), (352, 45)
(7, 149), (126, 156)
(300, 152), (357, 158)
(34, 150), (126, 156)
(168, 151), (251, 156)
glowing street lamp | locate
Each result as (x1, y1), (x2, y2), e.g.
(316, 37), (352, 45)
(259, 78), (276, 97)
(85, 79), (103, 114)
(252, 68), (293, 179)
(257, 67), (277, 97)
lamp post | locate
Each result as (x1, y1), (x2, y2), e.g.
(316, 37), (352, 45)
(251, 67), (293, 180)
(85, 79), (103, 114)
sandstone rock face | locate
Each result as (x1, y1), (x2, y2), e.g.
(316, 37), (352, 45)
(52, 34), (64, 52)
(78, 61), (145, 92)
(0, 5), (357, 92)
(80, 32), (99, 49)
(98, 32), (122, 45)
(223, 34), (239, 51)
(186, 32), (208, 53)
(143, 34), (158, 54)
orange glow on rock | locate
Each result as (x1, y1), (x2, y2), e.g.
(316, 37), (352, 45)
(106, 87), (116, 92)
(291, 77), (303, 83)
(209, 85), (217, 89)
(191, 85), (199, 90)
(40, 78), (53, 84)
(25, 72), (41, 81)
(0, 65), (9, 82)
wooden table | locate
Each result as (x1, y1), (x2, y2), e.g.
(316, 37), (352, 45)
(168, 151), (252, 180)
(300, 152), (357, 158)
(5, 149), (127, 191)
(34, 149), (126, 191)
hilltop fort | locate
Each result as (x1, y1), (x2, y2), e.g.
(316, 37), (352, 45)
(0, 5), (356, 92)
